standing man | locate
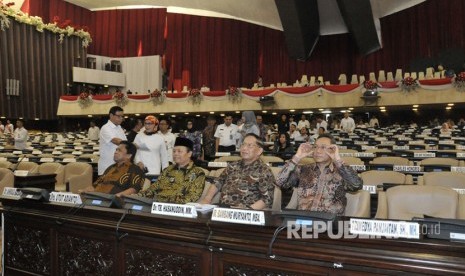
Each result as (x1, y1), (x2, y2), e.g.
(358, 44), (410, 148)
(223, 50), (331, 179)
(88, 121), (100, 141)
(214, 115), (238, 153)
(157, 118), (176, 163)
(14, 120), (28, 150)
(256, 115), (267, 142)
(316, 115), (328, 131)
(297, 114), (310, 130)
(276, 134), (362, 215)
(341, 112), (356, 133)
(126, 118), (143, 143)
(201, 134), (276, 210)
(98, 106), (127, 175)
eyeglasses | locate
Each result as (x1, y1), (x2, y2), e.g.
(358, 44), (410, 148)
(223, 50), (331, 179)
(240, 143), (258, 149)
(312, 144), (331, 151)
(145, 122), (154, 125)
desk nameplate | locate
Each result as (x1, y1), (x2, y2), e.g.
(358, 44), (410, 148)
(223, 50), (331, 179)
(2, 187), (22, 199)
(49, 192), (82, 205)
(393, 165), (421, 172)
(211, 207), (265, 225)
(350, 218), (420, 239)
(151, 202), (197, 218)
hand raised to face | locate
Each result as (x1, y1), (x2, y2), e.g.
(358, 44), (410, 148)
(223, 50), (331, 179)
(323, 144), (340, 161)
(295, 142), (314, 159)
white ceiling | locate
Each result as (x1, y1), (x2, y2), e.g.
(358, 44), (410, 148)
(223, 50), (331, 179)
(65, 0), (426, 35)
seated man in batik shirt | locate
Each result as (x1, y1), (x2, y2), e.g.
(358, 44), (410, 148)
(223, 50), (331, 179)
(200, 133), (276, 210)
(276, 133), (362, 215)
(138, 137), (206, 204)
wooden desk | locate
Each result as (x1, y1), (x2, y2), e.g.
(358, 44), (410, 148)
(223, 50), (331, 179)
(14, 173), (56, 190)
(1, 198), (464, 275)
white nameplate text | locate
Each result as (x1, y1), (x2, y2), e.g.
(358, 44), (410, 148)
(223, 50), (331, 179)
(339, 153), (354, 157)
(211, 207), (265, 225)
(393, 145), (410, 150)
(451, 167), (465, 173)
(350, 218), (420, 239)
(414, 152), (436, 158)
(350, 165), (366, 171)
(393, 165), (421, 172)
(361, 145), (376, 150)
(215, 152), (231, 157)
(456, 153), (465, 158)
(363, 185), (377, 194)
(151, 202), (197, 218)
(208, 162), (228, 168)
(2, 187), (22, 199)
(49, 192), (83, 205)
(354, 152), (375, 157)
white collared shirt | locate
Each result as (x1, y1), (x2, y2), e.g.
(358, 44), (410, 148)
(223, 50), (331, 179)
(214, 123), (238, 147)
(98, 120), (127, 175)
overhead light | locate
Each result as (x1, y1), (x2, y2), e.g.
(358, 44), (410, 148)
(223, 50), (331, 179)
(262, 110), (268, 113)
(447, 103), (454, 106)
(289, 109), (295, 112)
(160, 113), (165, 116)
(303, 111), (313, 114)
(340, 110), (350, 113)
(446, 106), (452, 110)
(124, 116), (128, 119)
(318, 108), (324, 111)
(0, 116), (5, 119)
(135, 113), (140, 116)
(322, 110), (332, 114)
(209, 111), (215, 114)
(412, 108), (418, 111)
(272, 112), (277, 115)
(19, 117), (23, 119)
(220, 113), (225, 117)
(235, 111), (240, 114)
(196, 114), (200, 117)
(379, 106), (386, 109)
(412, 104), (419, 108)
(380, 109), (387, 112)
(87, 115), (93, 117)
(171, 114), (176, 117)
(34, 118), (39, 120)
(184, 112), (189, 115)
(348, 107), (354, 110)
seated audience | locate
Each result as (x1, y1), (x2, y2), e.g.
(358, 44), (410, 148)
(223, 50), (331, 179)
(200, 134), (276, 210)
(276, 134), (362, 215)
(273, 133), (295, 154)
(82, 141), (145, 196)
(138, 137), (206, 204)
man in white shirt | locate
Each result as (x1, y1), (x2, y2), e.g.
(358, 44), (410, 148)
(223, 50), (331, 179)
(369, 116), (380, 128)
(297, 114), (310, 130)
(157, 118), (176, 163)
(88, 121), (100, 141)
(98, 106), (127, 175)
(14, 120), (28, 150)
(341, 112), (356, 133)
(316, 116), (328, 131)
(214, 115), (238, 153)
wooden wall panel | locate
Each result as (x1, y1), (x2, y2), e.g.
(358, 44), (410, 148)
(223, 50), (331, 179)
(0, 17), (86, 120)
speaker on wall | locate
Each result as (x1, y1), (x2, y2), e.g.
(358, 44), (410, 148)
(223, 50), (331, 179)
(275, 0), (320, 61)
(336, 0), (381, 55)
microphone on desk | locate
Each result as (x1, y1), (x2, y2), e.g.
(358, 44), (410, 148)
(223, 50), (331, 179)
(11, 154), (26, 172)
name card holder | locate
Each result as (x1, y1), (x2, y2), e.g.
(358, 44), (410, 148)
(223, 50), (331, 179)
(350, 218), (420, 239)
(456, 153), (465, 158)
(354, 141), (369, 145)
(361, 145), (376, 150)
(393, 165), (421, 172)
(32, 150), (42, 155)
(439, 140), (455, 144)
(54, 146), (64, 150)
(151, 202), (197, 218)
(350, 165), (366, 171)
(211, 207), (265, 225)
(363, 185), (377, 194)
(208, 162), (228, 168)
(339, 153), (354, 157)
(62, 158), (76, 163)
(2, 187), (22, 199)
(215, 152), (231, 157)
(393, 145), (410, 150)
(52, 151), (62, 155)
(14, 170), (29, 176)
(354, 152), (375, 158)
(49, 192), (83, 205)
(40, 157), (55, 163)
(13, 150), (23, 155)
(71, 151), (83, 155)
(414, 152), (436, 158)
(451, 167), (465, 173)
